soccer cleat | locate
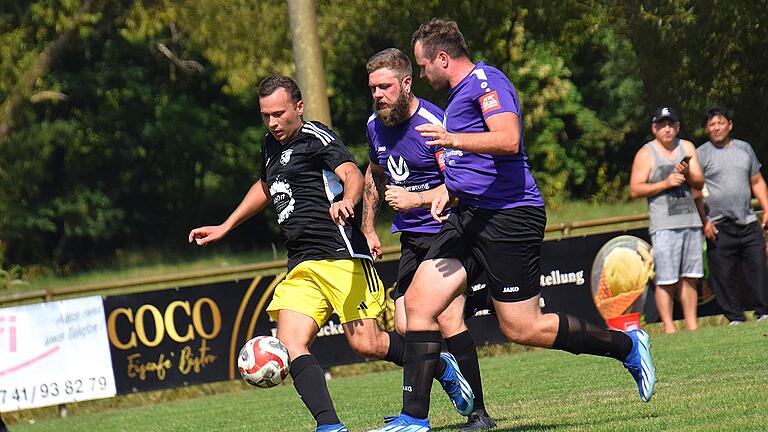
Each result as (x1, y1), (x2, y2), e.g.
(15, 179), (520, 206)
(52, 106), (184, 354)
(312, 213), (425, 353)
(460, 410), (497, 431)
(437, 352), (475, 416)
(729, 320), (744, 326)
(367, 413), (430, 431)
(758, 314), (768, 322)
(622, 329), (655, 402)
(316, 422), (349, 432)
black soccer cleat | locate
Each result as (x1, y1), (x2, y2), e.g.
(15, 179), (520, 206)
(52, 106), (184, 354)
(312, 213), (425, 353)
(460, 410), (496, 432)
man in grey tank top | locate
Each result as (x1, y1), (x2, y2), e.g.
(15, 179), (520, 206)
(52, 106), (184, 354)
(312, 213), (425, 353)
(630, 107), (704, 333)
(696, 106), (768, 325)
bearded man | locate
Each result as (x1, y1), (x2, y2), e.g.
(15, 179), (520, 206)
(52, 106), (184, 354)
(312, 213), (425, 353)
(361, 48), (494, 431)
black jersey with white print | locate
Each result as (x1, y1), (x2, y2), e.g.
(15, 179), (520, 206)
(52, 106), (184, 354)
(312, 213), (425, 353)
(260, 121), (372, 270)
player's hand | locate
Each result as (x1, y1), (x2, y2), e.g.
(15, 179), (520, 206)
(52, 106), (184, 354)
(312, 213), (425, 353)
(329, 198), (355, 226)
(703, 220), (718, 241)
(673, 160), (690, 176)
(666, 172), (685, 188)
(431, 188), (451, 223)
(188, 225), (228, 246)
(384, 185), (420, 211)
(364, 230), (383, 260)
(415, 124), (457, 149)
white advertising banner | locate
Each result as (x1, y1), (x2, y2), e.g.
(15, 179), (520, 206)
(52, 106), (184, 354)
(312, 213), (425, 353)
(0, 296), (117, 412)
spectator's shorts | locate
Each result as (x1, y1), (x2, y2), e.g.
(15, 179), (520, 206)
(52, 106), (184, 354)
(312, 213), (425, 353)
(651, 227), (704, 285)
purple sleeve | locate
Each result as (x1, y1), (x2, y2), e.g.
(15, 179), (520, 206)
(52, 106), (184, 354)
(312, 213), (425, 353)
(477, 76), (520, 121)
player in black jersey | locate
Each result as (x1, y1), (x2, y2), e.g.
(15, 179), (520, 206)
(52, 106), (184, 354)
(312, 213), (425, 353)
(188, 76), (464, 432)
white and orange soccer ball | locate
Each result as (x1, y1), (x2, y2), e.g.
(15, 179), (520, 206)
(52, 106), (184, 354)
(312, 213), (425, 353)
(238, 335), (291, 388)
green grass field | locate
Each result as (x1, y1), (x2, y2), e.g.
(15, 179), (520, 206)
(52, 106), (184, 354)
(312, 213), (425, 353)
(8, 320), (768, 431)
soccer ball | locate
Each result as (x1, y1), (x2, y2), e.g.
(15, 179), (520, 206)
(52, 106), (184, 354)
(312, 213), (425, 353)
(238, 335), (291, 388)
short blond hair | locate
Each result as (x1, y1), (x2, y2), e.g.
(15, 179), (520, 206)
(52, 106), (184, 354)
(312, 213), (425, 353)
(366, 48), (412, 81)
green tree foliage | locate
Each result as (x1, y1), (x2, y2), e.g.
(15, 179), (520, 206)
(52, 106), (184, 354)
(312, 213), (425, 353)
(0, 0), (766, 270)
(598, 0), (768, 149)
(0, 1), (276, 267)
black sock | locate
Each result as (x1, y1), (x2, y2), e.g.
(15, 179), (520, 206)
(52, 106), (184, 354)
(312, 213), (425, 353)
(403, 330), (442, 419)
(290, 354), (340, 426)
(446, 330), (485, 412)
(388, 331), (448, 377)
(434, 355), (447, 378)
(552, 313), (632, 361)
(385, 331), (405, 367)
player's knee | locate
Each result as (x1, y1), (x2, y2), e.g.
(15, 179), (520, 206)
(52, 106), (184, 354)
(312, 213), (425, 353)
(404, 302), (436, 324)
(500, 321), (537, 345)
(348, 335), (385, 359)
(437, 313), (465, 337)
(281, 341), (310, 359)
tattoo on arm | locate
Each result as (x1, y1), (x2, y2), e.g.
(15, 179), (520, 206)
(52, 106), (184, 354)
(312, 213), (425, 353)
(361, 170), (387, 232)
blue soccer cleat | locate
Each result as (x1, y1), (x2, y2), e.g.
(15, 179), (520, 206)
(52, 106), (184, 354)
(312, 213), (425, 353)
(437, 352), (474, 416)
(316, 422), (349, 432)
(367, 413), (430, 431)
(623, 329), (655, 402)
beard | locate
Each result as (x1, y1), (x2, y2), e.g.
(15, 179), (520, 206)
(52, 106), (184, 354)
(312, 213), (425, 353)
(375, 88), (411, 127)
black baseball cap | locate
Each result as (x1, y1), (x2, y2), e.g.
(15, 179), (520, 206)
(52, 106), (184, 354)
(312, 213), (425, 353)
(652, 106), (678, 123)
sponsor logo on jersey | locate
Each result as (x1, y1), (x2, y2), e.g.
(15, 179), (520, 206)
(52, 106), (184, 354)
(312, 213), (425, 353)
(481, 90), (502, 115)
(269, 178), (295, 224)
(435, 149), (446, 171)
(444, 149), (464, 166)
(404, 183), (430, 192)
(387, 155), (410, 183)
(502, 286), (520, 293)
(280, 149), (294, 165)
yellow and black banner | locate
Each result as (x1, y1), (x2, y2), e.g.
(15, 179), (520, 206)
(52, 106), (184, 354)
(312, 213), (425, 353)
(105, 277), (284, 394)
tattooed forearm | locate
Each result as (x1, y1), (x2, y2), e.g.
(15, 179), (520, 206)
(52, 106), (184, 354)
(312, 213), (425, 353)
(361, 167), (387, 233)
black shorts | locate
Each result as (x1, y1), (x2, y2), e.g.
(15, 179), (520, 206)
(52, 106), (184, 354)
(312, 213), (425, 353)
(393, 231), (485, 301)
(424, 204), (546, 302)
(392, 231), (436, 300)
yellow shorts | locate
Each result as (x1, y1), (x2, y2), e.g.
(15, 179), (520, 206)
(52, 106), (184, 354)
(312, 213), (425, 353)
(266, 258), (385, 327)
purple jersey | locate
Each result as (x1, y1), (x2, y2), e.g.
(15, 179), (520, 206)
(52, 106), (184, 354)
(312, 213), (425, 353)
(443, 61), (544, 209)
(367, 98), (447, 233)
